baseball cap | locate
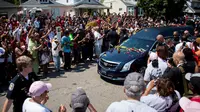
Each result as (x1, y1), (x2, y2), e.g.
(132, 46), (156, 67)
(124, 72), (145, 97)
(185, 73), (200, 94)
(179, 97), (200, 112)
(71, 88), (90, 111)
(185, 73), (200, 81)
(185, 73), (200, 85)
(28, 81), (52, 97)
(149, 52), (158, 61)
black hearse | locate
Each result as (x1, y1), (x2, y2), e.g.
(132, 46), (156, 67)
(98, 26), (194, 81)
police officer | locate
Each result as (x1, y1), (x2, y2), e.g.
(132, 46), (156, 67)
(2, 55), (38, 112)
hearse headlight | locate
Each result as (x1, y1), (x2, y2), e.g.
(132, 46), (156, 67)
(99, 52), (105, 58)
(121, 60), (135, 72)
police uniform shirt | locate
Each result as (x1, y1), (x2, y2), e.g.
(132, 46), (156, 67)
(6, 72), (38, 112)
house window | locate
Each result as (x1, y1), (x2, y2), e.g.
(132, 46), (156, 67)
(110, 3), (112, 8)
(138, 8), (143, 16)
(128, 7), (134, 15)
(40, 0), (48, 3)
(119, 8), (122, 11)
(66, 0), (68, 3)
(89, 0), (90, 2)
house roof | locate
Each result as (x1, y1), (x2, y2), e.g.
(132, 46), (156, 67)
(121, 0), (137, 6)
(0, 0), (18, 8)
(74, 4), (109, 9)
(184, 6), (200, 13)
(74, 0), (109, 9)
(184, 7), (195, 13)
(74, 0), (103, 6)
(192, 0), (200, 2)
(21, 0), (65, 7)
(49, 1), (66, 7)
(22, 0), (41, 6)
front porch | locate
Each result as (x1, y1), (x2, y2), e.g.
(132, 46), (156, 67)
(74, 4), (109, 16)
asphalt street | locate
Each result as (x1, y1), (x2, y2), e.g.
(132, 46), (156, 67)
(0, 61), (125, 112)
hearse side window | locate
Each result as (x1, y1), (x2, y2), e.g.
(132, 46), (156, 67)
(150, 41), (158, 52)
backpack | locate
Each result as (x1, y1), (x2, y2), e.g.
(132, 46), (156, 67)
(178, 66), (189, 96)
(167, 102), (180, 112)
(167, 91), (181, 112)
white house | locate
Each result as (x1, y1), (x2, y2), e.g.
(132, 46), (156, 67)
(103, 0), (143, 16)
(184, 0), (200, 15)
(57, 0), (109, 16)
(21, 0), (108, 17)
(21, 0), (66, 18)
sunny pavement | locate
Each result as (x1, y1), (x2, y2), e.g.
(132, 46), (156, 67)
(0, 62), (125, 112)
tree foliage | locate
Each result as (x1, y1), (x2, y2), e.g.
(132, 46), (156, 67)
(137, 0), (186, 20)
(4, 0), (27, 5)
(100, 0), (104, 3)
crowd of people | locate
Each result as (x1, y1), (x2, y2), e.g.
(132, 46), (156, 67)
(0, 11), (200, 112)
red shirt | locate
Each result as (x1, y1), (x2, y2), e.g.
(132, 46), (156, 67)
(180, 96), (200, 112)
(96, 19), (101, 26)
(20, 32), (27, 44)
(191, 96), (200, 103)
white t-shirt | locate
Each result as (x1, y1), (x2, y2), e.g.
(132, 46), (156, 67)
(140, 94), (172, 112)
(106, 100), (157, 112)
(23, 98), (51, 112)
(48, 31), (55, 43)
(94, 31), (103, 46)
(52, 41), (60, 56)
(13, 27), (21, 42)
(175, 42), (191, 52)
(144, 57), (167, 82)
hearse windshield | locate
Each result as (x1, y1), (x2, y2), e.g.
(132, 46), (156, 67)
(120, 38), (154, 51)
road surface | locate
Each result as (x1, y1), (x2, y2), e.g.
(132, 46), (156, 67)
(0, 61), (125, 112)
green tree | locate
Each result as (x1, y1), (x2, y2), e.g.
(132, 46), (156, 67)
(4, 0), (23, 5)
(13, 0), (19, 5)
(100, 0), (104, 3)
(137, 0), (186, 21)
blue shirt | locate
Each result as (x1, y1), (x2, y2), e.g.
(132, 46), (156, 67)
(34, 21), (40, 28)
(61, 36), (71, 53)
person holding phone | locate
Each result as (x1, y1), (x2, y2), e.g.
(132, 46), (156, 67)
(52, 36), (61, 72)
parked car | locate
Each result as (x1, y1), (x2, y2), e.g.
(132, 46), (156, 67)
(98, 26), (194, 81)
